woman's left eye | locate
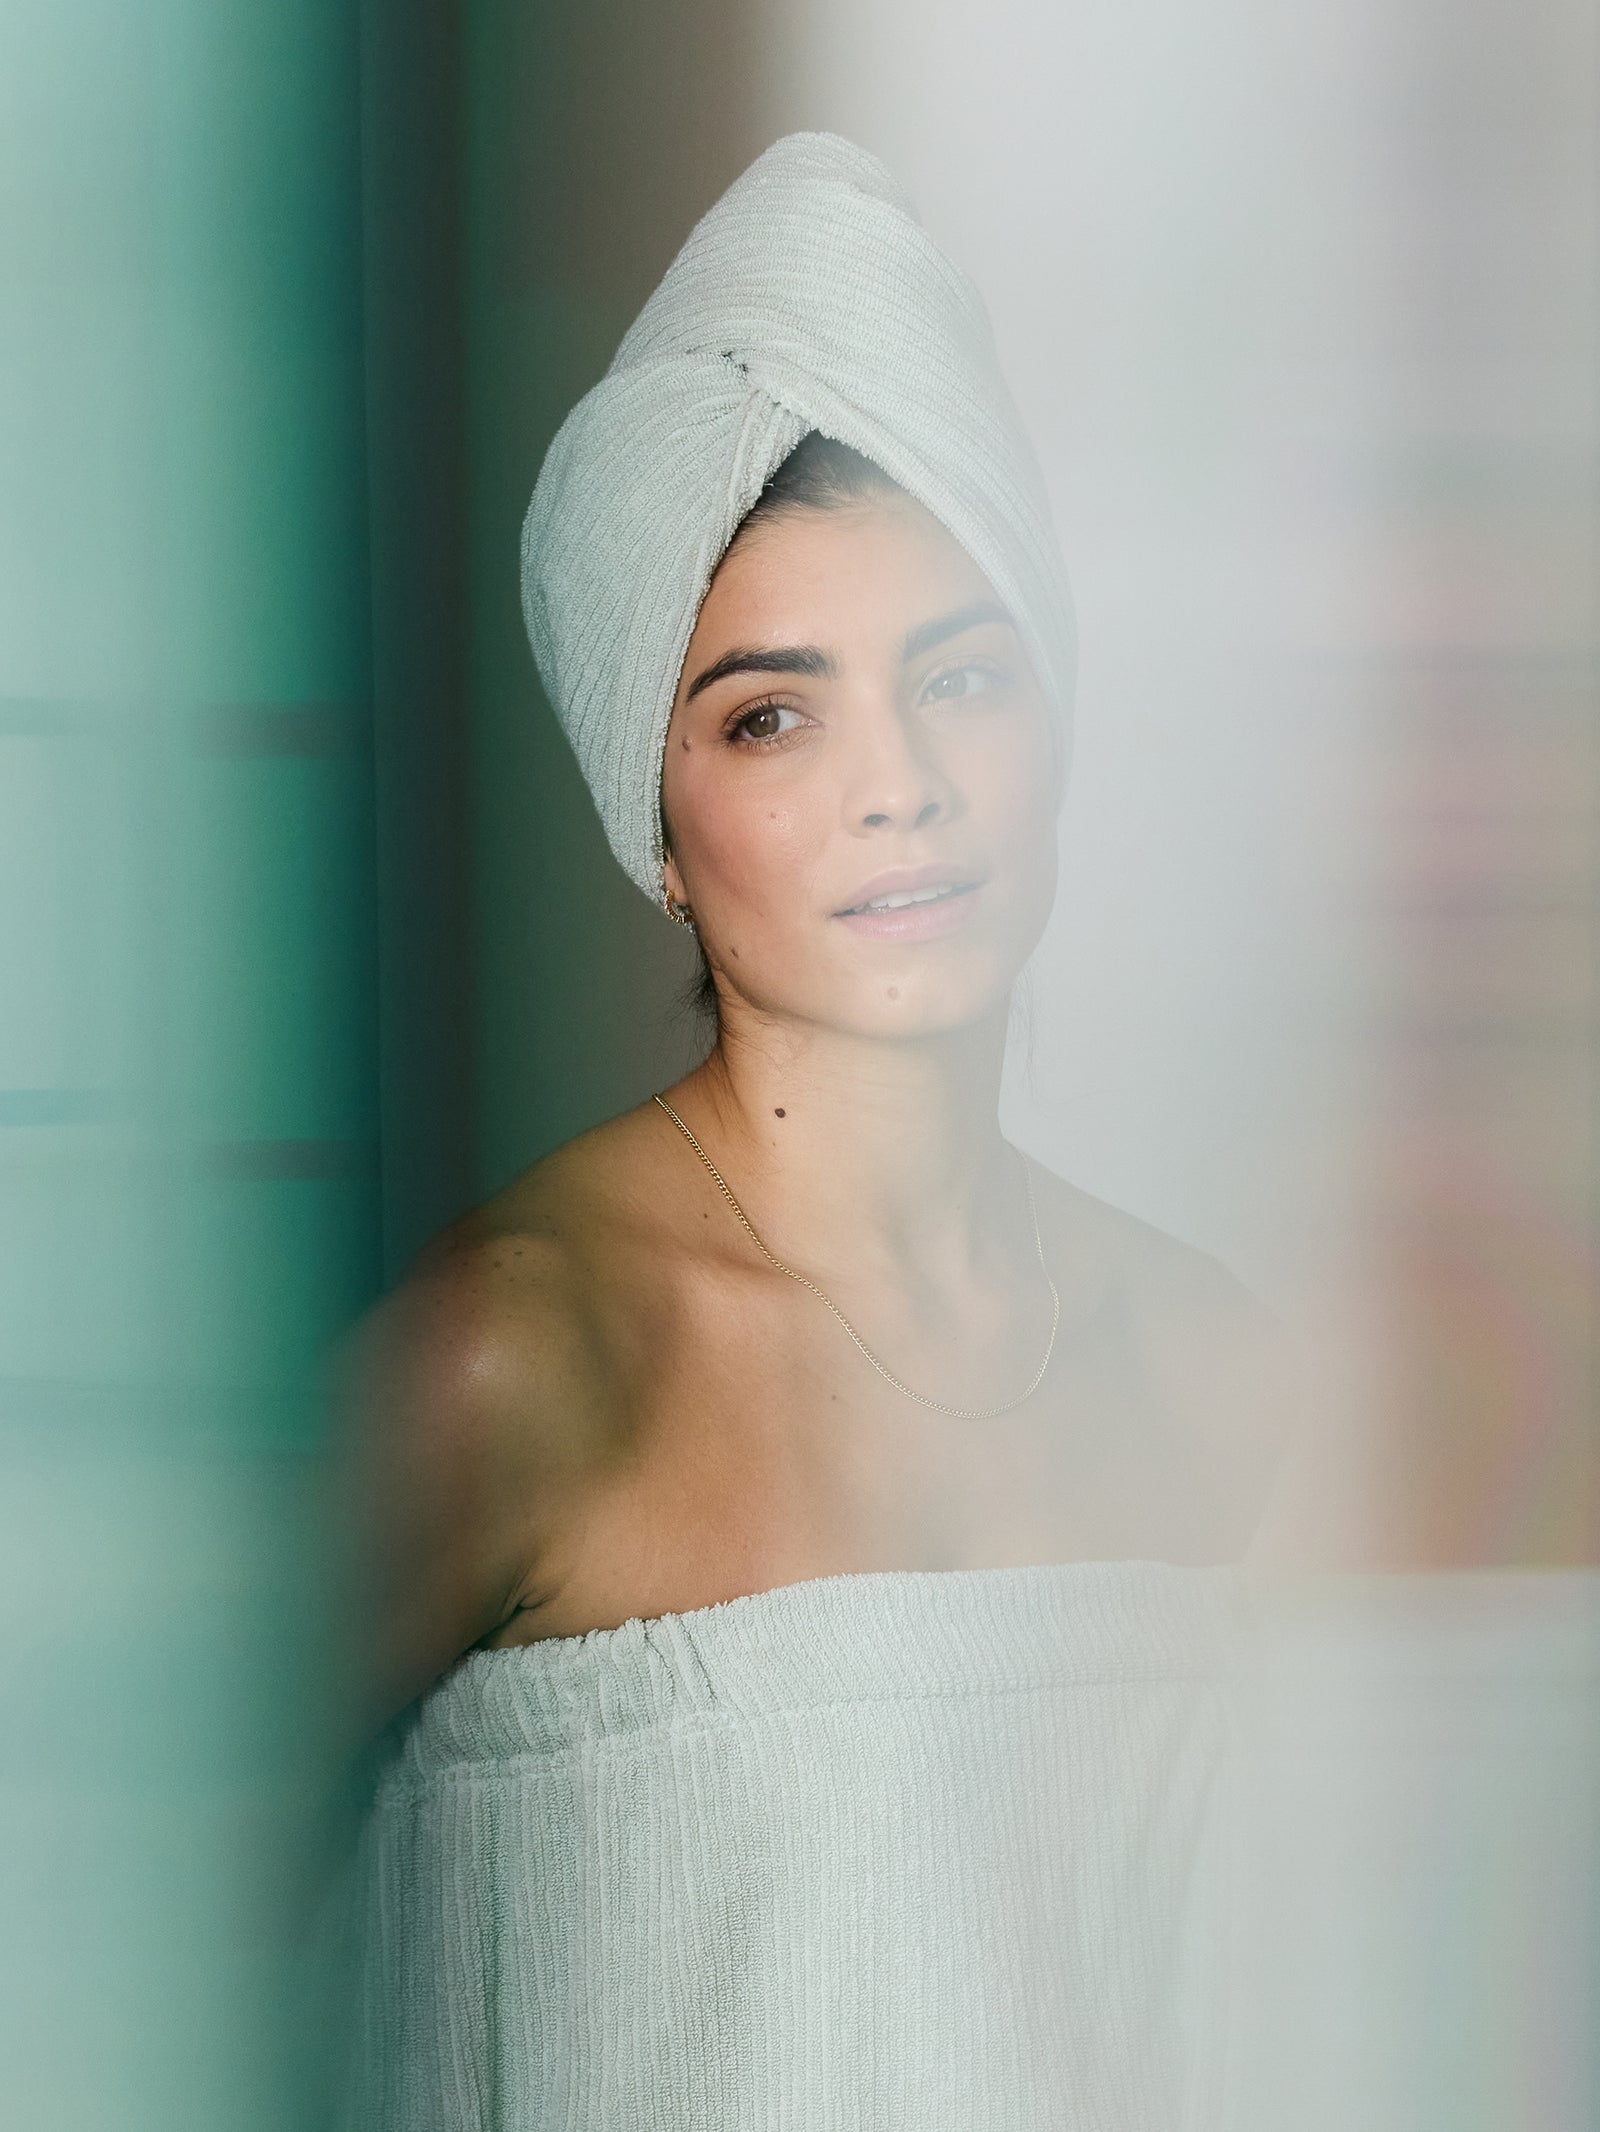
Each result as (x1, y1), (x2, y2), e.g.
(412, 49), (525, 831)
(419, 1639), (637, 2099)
(923, 663), (997, 704)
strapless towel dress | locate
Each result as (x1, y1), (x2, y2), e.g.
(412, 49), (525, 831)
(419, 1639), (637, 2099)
(329, 1558), (1244, 2131)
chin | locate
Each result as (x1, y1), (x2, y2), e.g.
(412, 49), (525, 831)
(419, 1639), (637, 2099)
(830, 906), (1049, 1040)
(799, 945), (1028, 1041)
(842, 979), (1016, 1042)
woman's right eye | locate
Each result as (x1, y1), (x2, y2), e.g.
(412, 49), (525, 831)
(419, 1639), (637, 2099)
(731, 700), (802, 744)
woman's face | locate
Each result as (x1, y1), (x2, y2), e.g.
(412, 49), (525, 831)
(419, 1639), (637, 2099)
(660, 492), (1060, 1041)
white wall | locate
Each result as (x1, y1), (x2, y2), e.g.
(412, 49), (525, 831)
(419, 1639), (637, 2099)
(754, 0), (1593, 1321)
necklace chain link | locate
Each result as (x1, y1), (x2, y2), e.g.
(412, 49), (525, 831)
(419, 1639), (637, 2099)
(651, 1092), (1060, 1420)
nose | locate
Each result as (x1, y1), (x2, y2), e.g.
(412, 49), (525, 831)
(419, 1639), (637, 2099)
(841, 692), (960, 836)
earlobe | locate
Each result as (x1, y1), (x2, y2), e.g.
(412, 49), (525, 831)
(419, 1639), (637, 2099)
(660, 844), (695, 927)
(661, 845), (687, 906)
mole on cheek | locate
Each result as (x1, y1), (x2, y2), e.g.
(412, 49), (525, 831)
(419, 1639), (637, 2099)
(774, 1108), (786, 1119)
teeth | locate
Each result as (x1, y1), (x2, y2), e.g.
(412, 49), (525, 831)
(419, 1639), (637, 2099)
(857, 882), (964, 913)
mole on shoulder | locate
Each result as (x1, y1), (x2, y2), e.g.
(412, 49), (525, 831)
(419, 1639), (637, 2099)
(774, 1107), (786, 1118)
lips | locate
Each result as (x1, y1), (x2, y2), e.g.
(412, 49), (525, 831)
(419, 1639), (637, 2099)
(832, 862), (988, 942)
(834, 863), (986, 917)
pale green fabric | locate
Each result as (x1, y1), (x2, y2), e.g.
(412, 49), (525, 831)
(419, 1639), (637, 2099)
(332, 1561), (1236, 2129)
(519, 131), (1076, 904)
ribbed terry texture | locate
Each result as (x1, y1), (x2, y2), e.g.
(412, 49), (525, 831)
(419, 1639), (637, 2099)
(333, 1559), (1242, 2131)
(518, 130), (1077, 903)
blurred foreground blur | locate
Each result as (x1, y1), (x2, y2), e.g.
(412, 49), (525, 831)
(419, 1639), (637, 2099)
(2, 1), (1594, 2125)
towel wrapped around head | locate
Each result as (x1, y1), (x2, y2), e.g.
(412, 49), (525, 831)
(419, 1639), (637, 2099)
(519, 130), (1076, 905)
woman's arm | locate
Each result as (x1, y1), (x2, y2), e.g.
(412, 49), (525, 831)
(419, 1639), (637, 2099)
(320, 1230), (580, 1745)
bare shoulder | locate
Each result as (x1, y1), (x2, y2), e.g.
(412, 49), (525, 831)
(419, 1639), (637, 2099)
(1029, 1163), (1265, 1313)
(1029, 1162), (1300, 1532)
(362, 1098), (683, 1426)
(325, 1103), (675, 1728)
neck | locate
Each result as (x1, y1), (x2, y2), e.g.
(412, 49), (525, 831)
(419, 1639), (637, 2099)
(668, 1002), (1017, 1278)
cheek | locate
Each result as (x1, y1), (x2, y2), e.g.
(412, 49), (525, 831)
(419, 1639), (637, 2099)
(958, 714), (1060, 846)
(665, 757), (831, 921)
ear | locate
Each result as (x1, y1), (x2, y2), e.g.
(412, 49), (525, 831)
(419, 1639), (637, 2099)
(660, 840), (690, 911)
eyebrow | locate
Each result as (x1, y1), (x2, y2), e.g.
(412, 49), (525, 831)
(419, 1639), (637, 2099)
(685, 644), (837, 701)
(901, 600), (1014, 662)
(683, 600), (1016, 703)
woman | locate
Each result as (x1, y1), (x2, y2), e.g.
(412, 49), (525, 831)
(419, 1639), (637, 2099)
(332, 133), (1288, 2130)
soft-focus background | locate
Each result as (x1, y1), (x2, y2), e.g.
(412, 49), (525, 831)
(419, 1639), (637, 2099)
(1, 0), (1594, 2125)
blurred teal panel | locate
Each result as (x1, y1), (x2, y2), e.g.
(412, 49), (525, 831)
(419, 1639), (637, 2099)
(0, 0), (379, 2126)
(181, 752), (377, 1146)
(181, 1173), (379, 1407)
(0, 1144), (171, 1384)
(0, 6), (369, 707)
(0, 1429), (336, 2131)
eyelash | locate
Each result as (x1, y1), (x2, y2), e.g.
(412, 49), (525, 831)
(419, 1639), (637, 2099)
(723, 695), (801, 749)
(721, 661), (1005, 749)
(924, 659), (1004, 701)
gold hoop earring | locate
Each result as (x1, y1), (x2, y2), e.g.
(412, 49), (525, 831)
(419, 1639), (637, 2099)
(663, 888), (695, 928)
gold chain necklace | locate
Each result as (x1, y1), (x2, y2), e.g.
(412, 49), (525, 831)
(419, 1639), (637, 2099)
(651, 1092), (1061, 1420)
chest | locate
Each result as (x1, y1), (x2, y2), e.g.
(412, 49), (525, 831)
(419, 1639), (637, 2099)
(498, 1269), (1246, 1644)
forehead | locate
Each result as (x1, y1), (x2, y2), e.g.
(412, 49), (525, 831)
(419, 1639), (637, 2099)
(687, 495), (998, 662)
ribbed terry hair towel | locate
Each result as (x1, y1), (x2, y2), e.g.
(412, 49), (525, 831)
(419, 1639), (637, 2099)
(519, 130), (1077, 904)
